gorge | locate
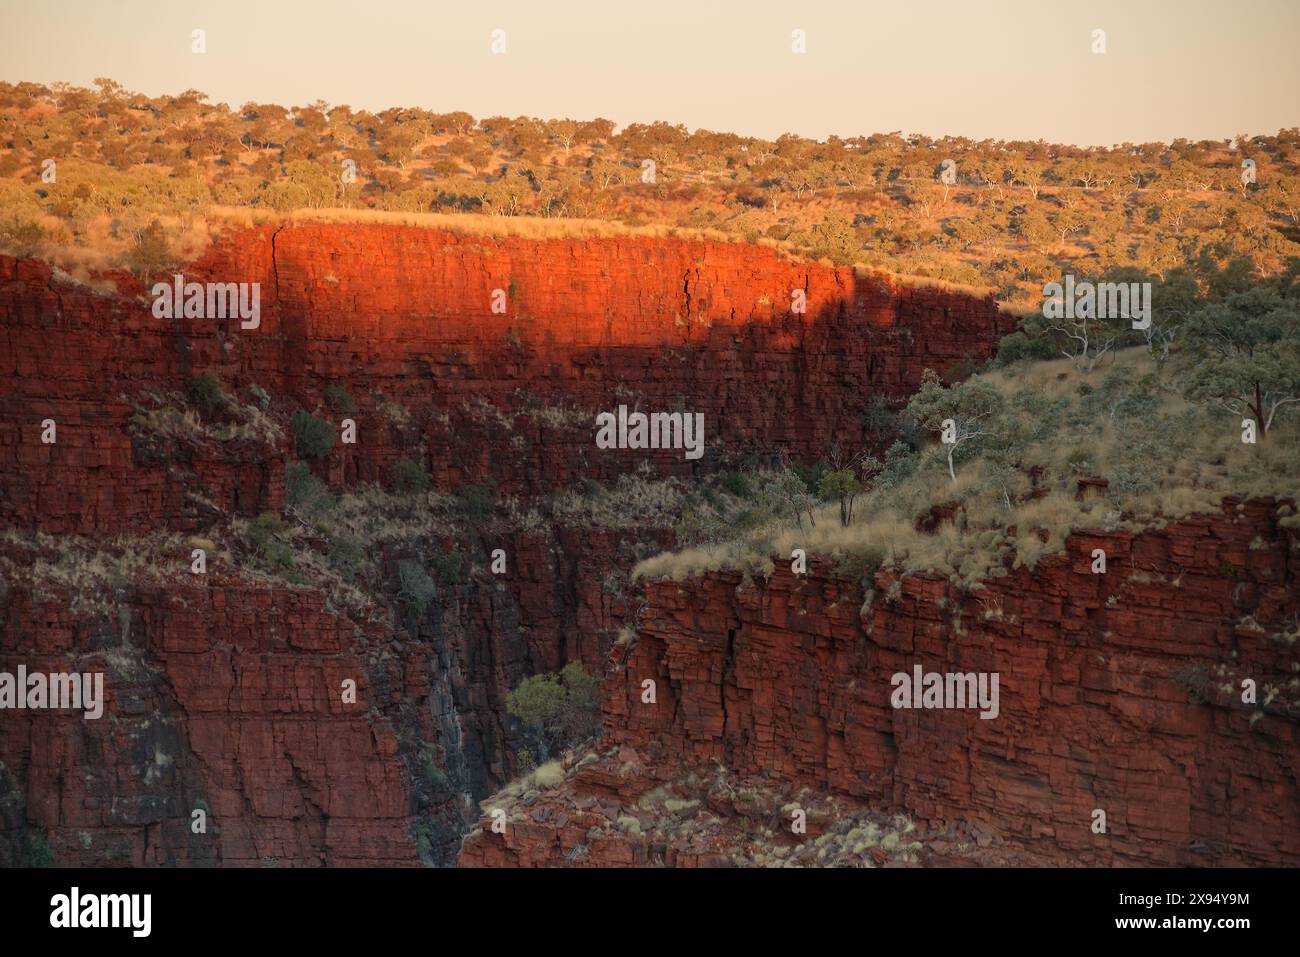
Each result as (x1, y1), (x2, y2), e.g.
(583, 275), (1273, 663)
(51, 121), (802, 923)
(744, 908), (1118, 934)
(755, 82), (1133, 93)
(0, 223), (1294, 869)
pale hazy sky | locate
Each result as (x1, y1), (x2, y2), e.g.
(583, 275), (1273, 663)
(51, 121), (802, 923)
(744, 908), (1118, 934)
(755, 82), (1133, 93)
(1, 0), (1296, 146)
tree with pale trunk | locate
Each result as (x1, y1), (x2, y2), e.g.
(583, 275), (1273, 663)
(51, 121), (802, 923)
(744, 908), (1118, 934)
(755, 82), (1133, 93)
(1183, 287), (1300, 435)
(907, 369), (1003, 481)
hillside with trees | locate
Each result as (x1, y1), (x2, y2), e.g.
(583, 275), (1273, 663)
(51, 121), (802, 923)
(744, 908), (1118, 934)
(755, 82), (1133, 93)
(1, 79), (1298, 308)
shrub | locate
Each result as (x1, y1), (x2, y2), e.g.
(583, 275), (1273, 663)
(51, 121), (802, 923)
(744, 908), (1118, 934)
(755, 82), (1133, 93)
(428, 548), (461, 586)
(792, 461), (828, 496)
(875, 440), (919, 491)
(720, 471), (752, 498)
(515, 746), (537, 776)
(1173, 664), (1211, 704)
(1107, 428), (1164, 494)
(0, 218), (44, 256)
(397, 559), (436, 618)
(243, 512), (296, 571)
(324, 382), (357, 415)
(557, 660), (600, 727)
(27, 831), (54, 868)
(452, 481), (496, 520)
(507, 673), (565, 730)
(833, 543), (887, 585)
(126, 218), (174, 281)
(327, 536), (364, 582)
(752, 467), (819, 531)
(292, 410), (334, 459)
(506, 661), (601, 754)
(426, 765), (451, 792)
(419, 745), (452, 794)
(389, 457), (430, 495)
(861, 396), (895, 434)
(818, 467), (867, 527)
(673, 497), (730, 547)
(1065, 446), (1092, 472)
(994, 330), (1058, 367)
(188, 373), (225, 419)
(285, 462), (333, 514)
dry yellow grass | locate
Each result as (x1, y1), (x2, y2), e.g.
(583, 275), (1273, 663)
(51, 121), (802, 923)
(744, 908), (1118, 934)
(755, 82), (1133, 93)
(635, 346), (1299, 587)
(9, 189), (1010, 301)
(851, 263), (996, 299)
(207, 205), (785, 247)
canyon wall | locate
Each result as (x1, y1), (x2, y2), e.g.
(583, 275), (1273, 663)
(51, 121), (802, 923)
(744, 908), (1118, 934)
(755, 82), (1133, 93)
(460, 498), (1300, 867)
(0, 226), (1013, 535)
(0, 226), (1014, 866)
(0, 525), (654, 867)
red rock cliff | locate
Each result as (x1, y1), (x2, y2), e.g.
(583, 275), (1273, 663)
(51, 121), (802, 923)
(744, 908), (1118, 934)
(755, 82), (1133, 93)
(0, 225), (1013, 535)
(460, 498), (1300, 867)
(0, 225), (1015, 867)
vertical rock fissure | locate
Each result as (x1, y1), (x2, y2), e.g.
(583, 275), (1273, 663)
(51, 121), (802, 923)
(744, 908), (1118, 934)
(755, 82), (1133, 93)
(721, 627), (736, 761)
(269, 225), (284, 305)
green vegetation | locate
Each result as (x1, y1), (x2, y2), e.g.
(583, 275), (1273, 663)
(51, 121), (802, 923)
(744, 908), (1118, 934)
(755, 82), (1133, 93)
(324, 382), (357, 415)
(186, 372), (225, 419)
(418, 743), (452, 795)
(0, 217), (43, 256)
(635, 259), (1298, 588)
(291, 410), (334, 459)
(1181, 286), (1300, 434)
(506, 661), (601, 756)
(450, 481), (496, 520)
(832, 544), (888, 586)
(27, 831), (54, 868)
(427, 547), (461, 586)
(3, 81), (1298, 310)
(285, 462), (334, 516)
(389, 457), (430, 495)
(907, 370), (1003, 481)
(719, 471), (752, 498)
(326, 535), (365, 583)
(241, 512), (298, 577)
(638, 354), (1296, 590)
(817, 449), (879, 527)
(125, 218), (174, 281)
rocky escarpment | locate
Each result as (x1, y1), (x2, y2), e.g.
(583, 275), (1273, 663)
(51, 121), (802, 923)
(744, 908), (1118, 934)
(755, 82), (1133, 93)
(0, 524), (655, 867)
(0, 226), (1013, 867)
(459, 498), (1300, 867)
(0, 227), (1011, 535)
